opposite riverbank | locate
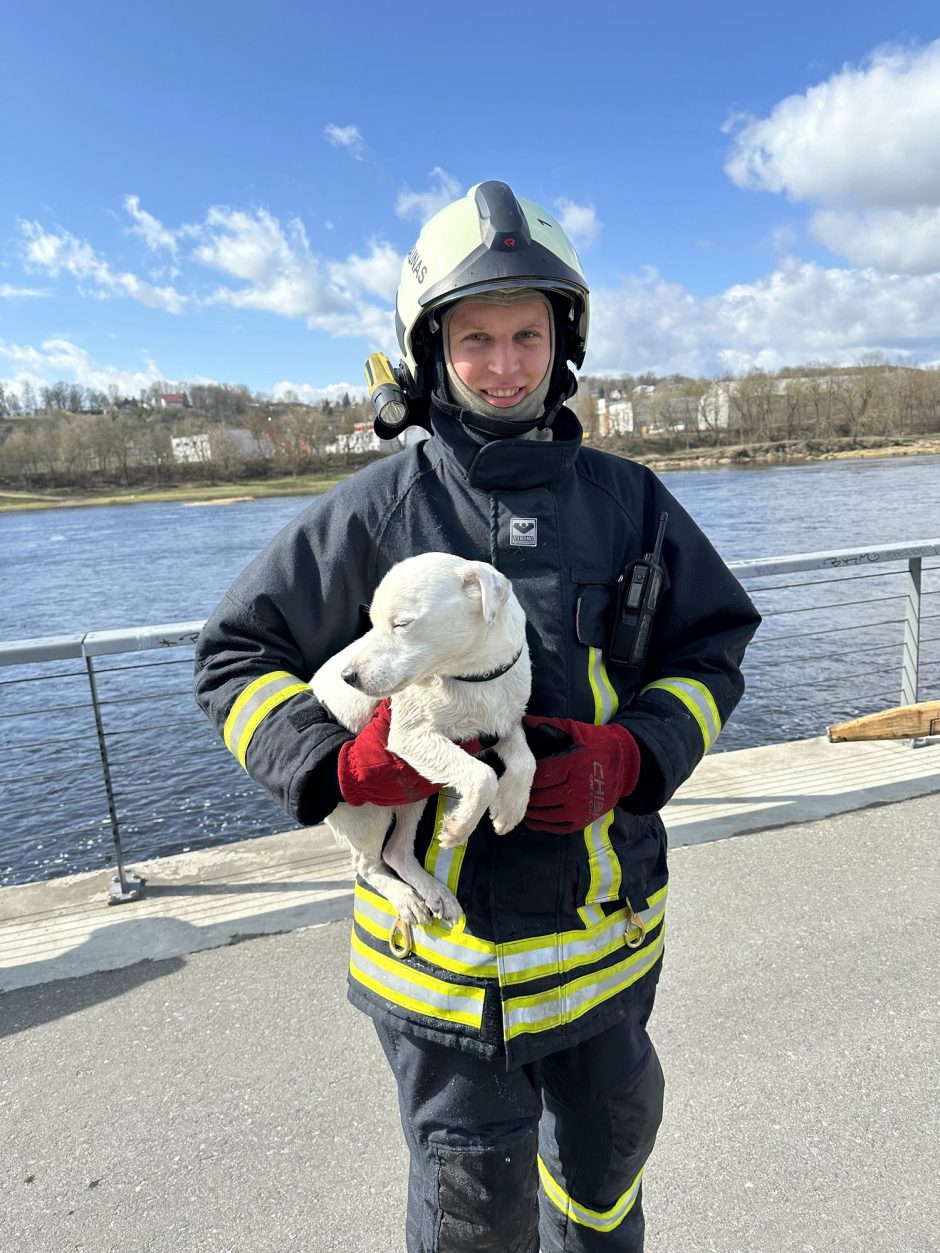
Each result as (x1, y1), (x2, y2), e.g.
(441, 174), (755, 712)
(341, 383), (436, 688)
(2, 434), (938, 514)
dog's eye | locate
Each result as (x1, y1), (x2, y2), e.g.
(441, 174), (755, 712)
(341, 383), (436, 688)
(392, 620), (413, 631)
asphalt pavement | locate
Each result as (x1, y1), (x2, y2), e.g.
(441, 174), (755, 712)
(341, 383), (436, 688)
(2, 793), (938, 1253)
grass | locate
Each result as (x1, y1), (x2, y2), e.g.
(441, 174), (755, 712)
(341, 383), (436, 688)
(2, 435), (939, 514)
(0, 472), (350, 514)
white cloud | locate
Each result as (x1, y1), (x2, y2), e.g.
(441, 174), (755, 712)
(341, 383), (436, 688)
(0, 336), (168, 396)
(587, 259), (940, 377)
(554, 198), (602, 248)
(192, 206), (398, 345)
(271, 379), (367, 404)
(395, 168), (462, 224)
(124, 195), (178, 254)
(723, 41), (940, 275)
(810, 206), (940, 275)
(17, 201), (400, 348)
(329, 239), (401, 303)
(0, 284), (47, 298)
(20, 221), (187, 313)
(724, 41), (940, 208)
(766, 224), (797, 254)
(324, 123), (365, 160)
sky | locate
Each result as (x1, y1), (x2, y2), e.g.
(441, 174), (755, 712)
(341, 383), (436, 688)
(3, 0), (940, 405)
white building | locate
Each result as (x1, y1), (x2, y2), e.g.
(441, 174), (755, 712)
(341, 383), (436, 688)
(171, 428), (260, 463)
(326, 422), (429, 455)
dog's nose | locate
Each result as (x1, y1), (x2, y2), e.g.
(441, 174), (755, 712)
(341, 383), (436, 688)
(341, 667), (360, 689)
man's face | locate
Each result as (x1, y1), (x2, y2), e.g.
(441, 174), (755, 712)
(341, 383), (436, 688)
(447, 299), (552, 411)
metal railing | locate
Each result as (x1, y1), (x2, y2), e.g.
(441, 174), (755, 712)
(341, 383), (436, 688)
(1, 540), (938, 898)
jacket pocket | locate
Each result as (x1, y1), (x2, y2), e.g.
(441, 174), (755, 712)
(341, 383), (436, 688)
(571, 569), (615, 650)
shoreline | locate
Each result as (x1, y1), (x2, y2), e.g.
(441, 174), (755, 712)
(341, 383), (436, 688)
(622, 435), (940, 473)
(2, 437), (938, 515)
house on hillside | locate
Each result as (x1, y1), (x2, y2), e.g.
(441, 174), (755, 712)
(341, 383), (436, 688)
(597, 390), (634, 435)
(160, 392), (188, 410)
(171, 428), (261, 463)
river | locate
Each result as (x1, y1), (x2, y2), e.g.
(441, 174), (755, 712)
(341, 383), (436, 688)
(2, 453), (938, 884)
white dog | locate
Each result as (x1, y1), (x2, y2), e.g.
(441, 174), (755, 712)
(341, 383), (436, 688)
(310, 552), (536, 929)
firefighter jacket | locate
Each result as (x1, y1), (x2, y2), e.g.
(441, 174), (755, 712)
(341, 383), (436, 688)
(194, 399), (760, 1068)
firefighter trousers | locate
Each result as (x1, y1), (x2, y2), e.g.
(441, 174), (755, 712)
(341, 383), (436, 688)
(373, 1002), (665, 1253)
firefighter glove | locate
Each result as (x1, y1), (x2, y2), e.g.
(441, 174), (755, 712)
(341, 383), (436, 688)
(337, 699), (481, 807)
(522, 715), (641, 834)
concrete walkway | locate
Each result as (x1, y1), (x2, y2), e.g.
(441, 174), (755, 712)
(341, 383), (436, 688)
(1, 737), (939, 1252)
(2, 735), (938, 992)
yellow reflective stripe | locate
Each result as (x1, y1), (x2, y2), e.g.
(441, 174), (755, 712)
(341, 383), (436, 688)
(223, 670), (308, 768)
(349, 931), (485, 1028)
(583, 808), (621, 907)
(503, 925), (666, 1040)
(580, 647), (621, 923)
(642, 676), (722, 753)
(587, 646), (619, 725)
(423, 789), (467, 895)
(353, 881), (498, 978)
(498, 887), (667, 986)
(538, 1158), (643, 1232)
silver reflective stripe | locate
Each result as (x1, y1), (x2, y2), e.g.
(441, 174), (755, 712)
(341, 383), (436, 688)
(349, 931), (484, 1027)
(587, 646), (619, 725)
(504, 927), (665, 1039)
(641, 676), (722, 752)
(583, 809), (620, 906)
(223, 670), (309, 767)
(354, 882), (498, 977)
(499, 889), (667, 986)
(539, 1158), (643, 1232)
(424, 789), (466, 894)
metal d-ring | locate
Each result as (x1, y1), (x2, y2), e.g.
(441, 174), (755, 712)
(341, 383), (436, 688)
(388, 916), (414, 959)
(625, 899), (647, 950)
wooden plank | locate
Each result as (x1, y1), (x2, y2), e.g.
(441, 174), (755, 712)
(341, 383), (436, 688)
(828, 701), (940, 743)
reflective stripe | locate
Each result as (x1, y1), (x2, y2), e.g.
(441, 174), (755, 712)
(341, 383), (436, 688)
(423, 788), (466, 895)
(642, 676), (722, 753)
(539, 1157), (643, 1232)
(223, 670), (309, 768)
(353, 879), (666, 990)
(349, 930), (485, 1028)
(503, 925), (666, 1040)
(578, 903), (605, 928)
(580, 648), (621, 923)
(354, 881), (498, 978)
(499, 887), (667, 987)
(582, 808), (621, 909)
(587, 646), (619, 725)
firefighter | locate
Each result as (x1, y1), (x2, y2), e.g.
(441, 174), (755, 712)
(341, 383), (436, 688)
(194, 181), (760, 1252)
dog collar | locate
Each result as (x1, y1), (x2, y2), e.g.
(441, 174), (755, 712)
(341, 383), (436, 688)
(451, 645), (524, 684)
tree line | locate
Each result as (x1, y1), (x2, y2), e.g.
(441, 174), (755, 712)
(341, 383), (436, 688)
(0, 385), (372, 491)
(2, 362), (939, 493)
(573, 360), (940, 447)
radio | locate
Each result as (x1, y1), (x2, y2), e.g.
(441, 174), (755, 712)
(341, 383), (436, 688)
(608, 512), (668, 669)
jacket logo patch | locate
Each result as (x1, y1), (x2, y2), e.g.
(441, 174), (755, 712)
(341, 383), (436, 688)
(510, 518), (537, 547)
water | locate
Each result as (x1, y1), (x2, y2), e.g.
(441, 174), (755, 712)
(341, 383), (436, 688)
(1, 455), (938, 884)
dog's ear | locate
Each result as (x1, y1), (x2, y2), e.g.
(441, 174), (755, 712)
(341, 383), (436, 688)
(460, 562), (511, 623)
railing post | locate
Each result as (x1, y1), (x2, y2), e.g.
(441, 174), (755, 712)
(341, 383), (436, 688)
(900, 557), (922, 708)
(83, 651), (145, 904)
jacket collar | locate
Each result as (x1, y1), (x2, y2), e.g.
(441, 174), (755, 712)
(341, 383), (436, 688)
(427, 396), (583, 491)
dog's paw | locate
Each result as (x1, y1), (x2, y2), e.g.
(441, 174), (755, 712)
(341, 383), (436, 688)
(396, 892), (433, 927)
(489, 778), (530, 836)
(423, 883), (463, 926)
(489, 801), (526, 836)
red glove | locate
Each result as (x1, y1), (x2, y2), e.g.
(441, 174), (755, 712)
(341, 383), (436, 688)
(337, 700), (482, 807)
(522, 716), (641, 834)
